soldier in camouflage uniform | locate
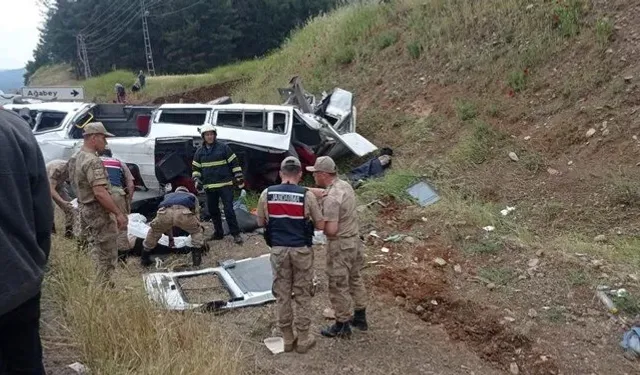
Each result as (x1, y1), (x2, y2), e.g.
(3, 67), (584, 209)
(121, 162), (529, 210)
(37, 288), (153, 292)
(71, 122), (128, 285)
(307, 156), (368, 338)
(257, 157), (324, 354)
(141, 186), (205, 267)
(46, 159), (74, 238)
(98, 144), (135, 254)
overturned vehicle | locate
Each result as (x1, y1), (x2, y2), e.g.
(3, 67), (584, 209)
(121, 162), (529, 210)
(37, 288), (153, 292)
(135, 78), (377, 197)
(30, 79), (377, 213)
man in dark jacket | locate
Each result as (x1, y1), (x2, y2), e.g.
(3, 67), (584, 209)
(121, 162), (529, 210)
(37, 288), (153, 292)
(0, 109), (53, 374)
(141, 186), (205, 267)
(192, 124), (244, 244)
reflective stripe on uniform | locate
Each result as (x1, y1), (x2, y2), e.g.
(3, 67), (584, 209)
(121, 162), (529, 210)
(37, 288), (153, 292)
(192, 171), (202, 177)
(227, 154), (237, 163)
(232, 166), (242, 173)
(192, 161), (202, 168)
(201, 160), (228, 167)
(204, 181), (234, 189)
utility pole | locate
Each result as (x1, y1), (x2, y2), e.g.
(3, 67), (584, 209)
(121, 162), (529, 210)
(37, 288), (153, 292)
(141, 0), (156, 76)
(76, 34), (91, 78)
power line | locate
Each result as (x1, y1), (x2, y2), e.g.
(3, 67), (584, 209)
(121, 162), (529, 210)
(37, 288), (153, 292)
(147, 0), (207, 18)
(85, 11), (142, 53)
(79, 0), (129, 34)
(84, 11), (141, 50)
(83, 0), (140, 39)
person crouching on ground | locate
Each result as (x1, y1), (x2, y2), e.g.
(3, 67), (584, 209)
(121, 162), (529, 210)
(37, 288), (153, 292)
(141, 186), (205, 267)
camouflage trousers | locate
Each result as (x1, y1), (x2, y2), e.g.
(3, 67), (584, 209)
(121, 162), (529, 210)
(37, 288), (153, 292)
(53, 184), (74, 232)
(326, 236), (367, 323)
(112, 192), (132, 252)
(270, 246), (314, 332)
(143, 206), (204, 249)
(78, 202), (118, 284)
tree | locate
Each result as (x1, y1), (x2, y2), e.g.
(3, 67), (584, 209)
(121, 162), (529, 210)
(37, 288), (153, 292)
(24, 0), (340, 81)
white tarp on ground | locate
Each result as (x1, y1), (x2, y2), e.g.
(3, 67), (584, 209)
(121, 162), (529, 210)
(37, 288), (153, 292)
(126, 213), (194, 248)
(70, 199), (194, 248)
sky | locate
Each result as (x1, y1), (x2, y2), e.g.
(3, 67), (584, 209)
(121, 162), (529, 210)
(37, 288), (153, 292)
(0, 0), (44, 70)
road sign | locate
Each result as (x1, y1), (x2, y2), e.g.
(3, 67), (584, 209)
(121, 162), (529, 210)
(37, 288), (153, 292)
(21, 86), (85, 101)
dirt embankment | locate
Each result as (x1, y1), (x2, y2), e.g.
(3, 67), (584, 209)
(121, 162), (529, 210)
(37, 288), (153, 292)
(150, 79), (243, 104)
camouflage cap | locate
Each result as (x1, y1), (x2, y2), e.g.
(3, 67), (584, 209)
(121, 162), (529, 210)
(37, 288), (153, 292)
(280, 156), (301, 169)
(83, 122), (115, 137)
(305, 156), (336, 173)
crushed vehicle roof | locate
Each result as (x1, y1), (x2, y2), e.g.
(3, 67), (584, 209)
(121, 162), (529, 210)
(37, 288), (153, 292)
(3, 101), (88, 112)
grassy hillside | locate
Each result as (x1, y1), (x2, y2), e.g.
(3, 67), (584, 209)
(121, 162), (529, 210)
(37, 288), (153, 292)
(42, 1), (640, 373)
(36, 0), (640, 268)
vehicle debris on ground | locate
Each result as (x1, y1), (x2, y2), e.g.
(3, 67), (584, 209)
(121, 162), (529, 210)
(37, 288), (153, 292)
(144, 254), (275, 311)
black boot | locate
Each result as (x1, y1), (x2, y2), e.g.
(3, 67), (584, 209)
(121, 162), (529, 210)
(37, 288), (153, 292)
(351, 308), (368, 331)
(208, 232), (224, 241)
(233, 234), (243, 244)
(321, 321), (352, 338)
(191, 246), (203, 267)
(140, 249), (153, 267)
(64, 225), (74, 239)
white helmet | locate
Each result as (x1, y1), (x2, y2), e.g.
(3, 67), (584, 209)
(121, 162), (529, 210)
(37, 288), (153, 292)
(199, 124), (217, 136)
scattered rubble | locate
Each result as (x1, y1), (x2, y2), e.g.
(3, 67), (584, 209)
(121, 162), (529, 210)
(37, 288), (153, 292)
(528, 308), (538, 318)
(434, 257), (448, 266)
(586, 128), (597, 138)
(528, 258), (540, 268)
(501, 206), (516, 216)
(594, 235), (607, 243)
(508, 151), (519, 161)
(509, 362), (520, 374)
(454, 264), (462, 273)
(547, 167), (560, 176)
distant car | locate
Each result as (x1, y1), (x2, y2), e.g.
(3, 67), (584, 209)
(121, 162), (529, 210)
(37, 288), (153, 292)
(0, 94), (43, 106)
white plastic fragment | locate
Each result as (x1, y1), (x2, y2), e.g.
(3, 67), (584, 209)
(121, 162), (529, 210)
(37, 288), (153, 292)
(264, 337), (285, 354)
(68, 362), (88, 374)
(501, 206), (516, 216)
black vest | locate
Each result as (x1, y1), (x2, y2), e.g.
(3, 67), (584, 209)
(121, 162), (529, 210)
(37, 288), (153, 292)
(266, 183), (313, 247)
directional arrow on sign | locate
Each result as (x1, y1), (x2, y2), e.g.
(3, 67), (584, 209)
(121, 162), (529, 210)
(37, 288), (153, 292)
(71, 89), (79, 97)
